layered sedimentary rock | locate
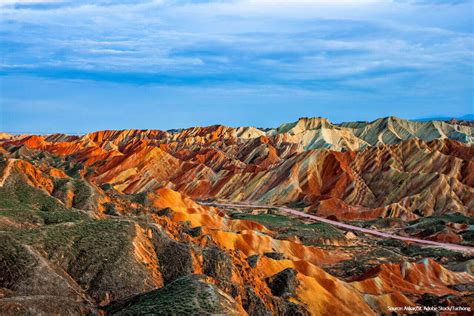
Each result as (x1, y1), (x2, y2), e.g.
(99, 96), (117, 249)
(0, 117), (473, 315)
(2, 117), (472, 220)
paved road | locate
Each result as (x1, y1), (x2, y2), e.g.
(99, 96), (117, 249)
(202, 201), (474, 254)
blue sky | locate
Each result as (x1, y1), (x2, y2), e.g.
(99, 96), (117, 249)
(0, 0), (473, 133)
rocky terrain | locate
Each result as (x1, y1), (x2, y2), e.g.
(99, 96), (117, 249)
(0, 116), (473, 315)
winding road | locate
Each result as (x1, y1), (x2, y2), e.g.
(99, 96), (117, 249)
(202, 201), (474, 254)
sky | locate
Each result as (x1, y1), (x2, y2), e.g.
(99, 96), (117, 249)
(0, 0), (473, 134)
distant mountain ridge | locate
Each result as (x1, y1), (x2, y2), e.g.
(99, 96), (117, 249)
(414, 114), (474, 122)
(1, 116), (472, 219)
(3, 116), (473, 152)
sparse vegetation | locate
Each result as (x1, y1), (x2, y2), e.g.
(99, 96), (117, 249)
(231, 213), (295, 227)
(103, 202), (119, 216)
(409, 213), (474, 227)
(375, 239), (468, 262)
(105, 275), (232, 315)
(0, 175), (87, 226)
(65, 164), (82, 178)
(72, 179), (92, 209)
(131, 191), (149, 206)
(0, 235), (37, 289)
(231, 213), (344, 241)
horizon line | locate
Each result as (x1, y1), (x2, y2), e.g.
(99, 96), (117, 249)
(2, 114), (473, 136)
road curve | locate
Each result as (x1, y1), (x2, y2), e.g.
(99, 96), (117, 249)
(202, 201), (474, 254)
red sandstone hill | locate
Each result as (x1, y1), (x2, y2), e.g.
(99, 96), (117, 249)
(0, 117), (473, 315)
(2, 117), (472, 220)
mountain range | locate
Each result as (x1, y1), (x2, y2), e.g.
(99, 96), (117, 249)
(0, 116), (473, 315)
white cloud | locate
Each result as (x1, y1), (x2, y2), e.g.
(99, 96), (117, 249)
(0, 0), (64, 6)
(0, 0), (471, 92)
